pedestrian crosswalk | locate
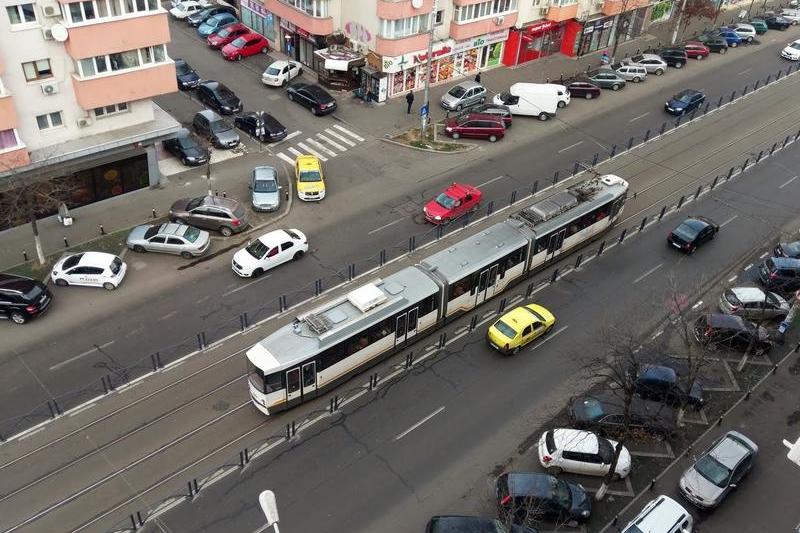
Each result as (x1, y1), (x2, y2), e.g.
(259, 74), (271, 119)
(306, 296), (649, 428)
(274, 125), (365, 165)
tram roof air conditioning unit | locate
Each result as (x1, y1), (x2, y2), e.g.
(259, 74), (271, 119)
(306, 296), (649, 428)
(347, 283), (387, 313)
(77, 117), (92, 128)
(43, 4), (60, 17)
(494, 15), (505, 25)
(41, 82), (59, 95)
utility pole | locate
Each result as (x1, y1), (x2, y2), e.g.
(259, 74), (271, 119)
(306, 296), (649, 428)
(420, 0), (438, 135)
(670, 0), (690, 45)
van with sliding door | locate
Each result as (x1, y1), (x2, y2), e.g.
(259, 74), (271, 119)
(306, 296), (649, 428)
(493, 83), (560, 121)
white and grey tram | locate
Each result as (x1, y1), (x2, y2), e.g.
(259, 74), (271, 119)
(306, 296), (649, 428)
(247, 175), (628, 414)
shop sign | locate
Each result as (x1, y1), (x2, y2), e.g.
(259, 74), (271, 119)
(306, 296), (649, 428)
(296, 27), (312, 39)
(584, 17), (612, 34)
(452, 28), (509, 54)
(602, 19), (613, 29)
(280, 19), (296, 32)
(413, 40), (454, 65)
(367, 51), (382, 71)
(382, 53), (414, 73)
(523, 20), (558, 34)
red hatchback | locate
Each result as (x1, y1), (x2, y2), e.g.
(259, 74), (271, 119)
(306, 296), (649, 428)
(423, 182), (483, 224)
(221, 33), (269, 60)
(207, 23), (249, 49)
(683, 42), (711, 59)
(444, 113), (505, 142)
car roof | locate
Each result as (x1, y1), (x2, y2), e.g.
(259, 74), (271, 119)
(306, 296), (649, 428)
(552, 428), (600, 454)
(256, 229), (293, 247)
(497, 306), (538, 332)
(0, 273), (37, 291)
(626, 495), (688, 532)
(444, 182), (475, 198)
(200, 194), (240, 209)
(73, 251), (115, 266)
(269, 60), (291, 68)
(706, 312), (746, 329)
(638, 53), (664, 60)
(641, 364), (677, 382)
(454, 80), (483, 90)
(196, 109), (221, 120)
(709, 433), (752, 469)
(675, 89), (702, 98)
(200, 80), (220, 90)
(770, 256), (800, 267)
(296, 154), (321, 169)
(157, 223), (188, 236)
(729, 286), (766, 302)
(507, 472), (552, 497)
(253, 166), (277, 180)
(461, 112), (503, 122)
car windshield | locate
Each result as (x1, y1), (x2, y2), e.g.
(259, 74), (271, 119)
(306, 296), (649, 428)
(492, 319), (518, 339)
(523, 306), (545, 321)
(144, 226), (160, 239)
(183, 226), (202, 243)
(217, 26), (233, 37)
(598, 437), (615, 462)
(552, 479), (572, 508)
(790, 42), (800, 50)
(266, 66), (281, 75)
(578, 398), (605, 421)
(286, 229), (301, 240)
(186, 197), (205, 211)
(694, 454), (731, 487)
(178, 135), (196, 149)
(448, 86), (467, 98)
(299, 170), (321, 183)
(785, 242), (800, 255)
(216, 86), (236, 99)
(434, 193), (456, 209)
(246, 240), (269, 259)
(254, 179), (277, 193)
(675, 93), (693, 103)
(673, 221), (701, 240)
(176, 63), (191, 75)
(231, 37), (246, 47)
(110, 257), (122, 275)
(210, 120), (230, 133)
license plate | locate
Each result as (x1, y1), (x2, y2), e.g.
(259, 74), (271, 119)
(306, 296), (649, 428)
(671, 242), (682, 249)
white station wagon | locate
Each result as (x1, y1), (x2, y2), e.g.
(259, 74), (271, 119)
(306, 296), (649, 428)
(51, 252), (127, 290)
(232, 229), (308, 278)
(538, 428), (632, 478)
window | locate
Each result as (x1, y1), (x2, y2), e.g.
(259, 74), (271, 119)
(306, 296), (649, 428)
(453, 0), (517, 22)
(36, 111), (63, 131)
(379, 14), (430, 38)
(93, 102), (128, 118)
(279, 0), (327, 17)
(6, 3), (36, 25)
(0, 129), (21, 150)
(434, 9), (444, 25)
(22, 59), (53, 81)
(109, 50), (139, 70)
(449, 275), (474, 299)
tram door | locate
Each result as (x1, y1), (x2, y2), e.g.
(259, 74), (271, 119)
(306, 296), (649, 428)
(286, 368), (301, 402)
(286, 361), (317, 403)
(547, 228), (567, 257)
(395, 307), (419, 346)
(475, 264), (499, 306)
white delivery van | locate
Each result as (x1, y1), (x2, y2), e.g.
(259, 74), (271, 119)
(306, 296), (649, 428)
(492, 83), (561, 120)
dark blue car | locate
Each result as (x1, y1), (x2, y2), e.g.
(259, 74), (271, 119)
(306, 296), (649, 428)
(197, 12), (237, 38)
(715, 29), (743, 47)
(174, 58), (200, 90)
(665, 89), (705, 115)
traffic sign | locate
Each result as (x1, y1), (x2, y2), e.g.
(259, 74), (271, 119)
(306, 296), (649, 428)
(420, 103), (429, 117)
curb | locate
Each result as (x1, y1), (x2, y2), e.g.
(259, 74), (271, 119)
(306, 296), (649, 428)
(379, 136), (477, 154)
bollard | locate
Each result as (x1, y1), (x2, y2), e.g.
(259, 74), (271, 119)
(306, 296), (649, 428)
(728, 166), (735, 180)
(292, 420), (297, 436)
(690, 109), (697, 121)
(316, 279), (323, 296)
(639, 216), (647, 232)
(675, 115), (682, 128)
(573, 161), (580, 176)
(659, 205), (667, 220)
(644, 129), (651, 142)
(487, 200), (494, 216)
(592, 152), (599, 166)
(766, 74), (771, 84)
(745, 387), (751, 400)
(777, 69), (783, 80)
(188, 481), (195, 498)
(222, 190), (227, 198)
(610, 144), (617, 157)
(797, 128), (800, 141)
(550, 269), (558, 283)
(771, 142), (778, 154)
(785, 135), (792, 147)
(285, 189), (289, 201)
(694, 185), (702, 199)
(677, 195), (685, 209)
(756, 150), (764, 162)
(510, 190), (517, 205)
(773, 363), (778, 374)
(711, 176), (719, 190)
(380, 249), (386, 266)
(531, 180), (539, 196)
(717, 416), (723, 426)
(470, 315), (478, 332)
(717, 95), (724, 107)
(63, 235), (69, 247)
(348, 264), (355, 281)
(214, 189), (219, 196)
(526, 282), (534, 298)
(743, 84), (748, 96)
(741, 158), (750, 172)
(729, 90), (736, 103)
(627, 137), (634, 150)
(439, 332), (447, 349)
(597, 240), (605, 256)
(754, 79), (760, 90)
(102, 375), (109, 394)
(703, 102), (710, 114)
(152, 208), (157, 218)
(660, 121), (666, 135)
(649, 478), (656, 490)
(408, 235), (416, 252)
(575, 254), (583, 269)
(22, 250), (28, 262)
(99, 224), (105, 235)
(150, 353), (159, 371)
(618, 228), (627, 243)
(553, 170), (560, 185)
(498, 298), (507, 314)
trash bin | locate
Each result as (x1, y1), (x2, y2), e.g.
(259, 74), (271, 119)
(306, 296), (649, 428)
(57, 202), (73, 226)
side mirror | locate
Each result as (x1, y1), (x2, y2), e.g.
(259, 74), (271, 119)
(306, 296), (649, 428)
(730, 483), (737, 489)
(278, 185), (283, 189)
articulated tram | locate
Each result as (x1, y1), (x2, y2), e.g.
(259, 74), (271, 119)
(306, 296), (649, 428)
(246, 175), (628, 415)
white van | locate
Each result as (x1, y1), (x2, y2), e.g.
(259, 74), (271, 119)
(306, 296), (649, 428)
(492, 83), (561, 121)
(621, 495), (692, 533)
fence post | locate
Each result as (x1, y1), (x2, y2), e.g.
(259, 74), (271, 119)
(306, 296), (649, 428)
(553, 170), (560, 185)
(575, 254), (583, 269)
(618, 228), (627, 243)
(659, 205), (667, 220)
(660, 121), (667, 135)
(510, 190), (517, 205)
(627, 137), (634, 150)
(610, 144), (617, 157)
(677, 195), (685, 209)
(639, 216), (647, 232)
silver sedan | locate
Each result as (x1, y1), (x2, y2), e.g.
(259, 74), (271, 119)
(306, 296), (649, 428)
(126, 223), (211, 258)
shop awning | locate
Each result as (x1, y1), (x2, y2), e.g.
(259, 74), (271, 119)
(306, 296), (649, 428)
(314, 48), (366, 71)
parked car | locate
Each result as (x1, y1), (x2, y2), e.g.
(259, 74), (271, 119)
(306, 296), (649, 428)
(587, 70), (627, 90)
(779, 8), (800, 24)
(714, 29), (743, 47)
(221, 32), (269, 61)
(444, 113), (505, 142)
(763, 15), (792, 29)
(748, 18), (769, 33)
(497, 472), (590, 525)
(693, 313), (772, 352)
(295, 154), (326, 201)
(624, 53), (668, 75)
(719, 287), (789, 320)
(169, 0), (208, 19)
(207, 22), (250, 49)
(538, 428), (631, 478)
(774, 240), (800, 258)
(287, 82), (337, 115)
(781, 39), (800, 60)
(197, 12), (238, 38)
(464, 103), (512, 127)
(51, 252), (126, 290)
(440, 80), (487, 111)
(0, 273), (52, 324)
(621, 496), (693, 533)
(665, 89), (705, 115)
(679, 431), (758, 509)
(608, 63), (647, 82)
(566, 80), (601, 99)
(234, 111), (287, 143)
(250, 166), (281, 212)
(759, 256), (800, 292)
(426, 516), (536, 533)
(487, 304), (556, 354)
(569, 391), (678, 437)
(667, 216), (719, 254)
(423, 182), (482, 224)
(729, 23), (757, 41)
(196, 80), (242, 114)
(192, 109), (239, 149)
(174, 58), (200, 90)
(231, 229), (308, 278)
(657, 48), (689, 68)
(261, 60), (302, 87)
(186, 4), (235, 27)
(163, 128), (209, 166)
(691, 35), (729, 53)
(683, 41), (712, 58)
(126, 223), (211, 258)
(169, 195), (248, 236)
(629, 363), (704, 409)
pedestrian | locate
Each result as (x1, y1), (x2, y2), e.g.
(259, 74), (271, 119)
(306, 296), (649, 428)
(474, 71), (481, 84)
(406, 91), (414, 114)
(600, 51), (610, 65)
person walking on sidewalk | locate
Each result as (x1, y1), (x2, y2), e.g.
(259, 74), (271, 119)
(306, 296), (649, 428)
(406, 91), (415, 114)
(474, 71), (481, 84)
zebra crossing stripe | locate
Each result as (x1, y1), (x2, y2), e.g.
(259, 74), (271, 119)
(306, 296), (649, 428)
(287, 147), (304, 158)
(333, 124), (365, 142)
(276, 152), (295, 165)
(297, 142), (328, 161)
(306, 137), (338, 157)
(324, 128), (356, 147)
(316, 133), (346, 152)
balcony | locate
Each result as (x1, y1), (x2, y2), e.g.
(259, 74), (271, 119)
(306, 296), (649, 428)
(265, 0), (333, 35)
(547, 3), (578, 22)
(0, 148), (30, 170)
(449, 12), (518, 41)
(71, 62), (177, 110)
(375, 33), (430, 56)
(0, 95), (18, 132)
(64, 12), (170, 59)
(601, 0), (650, 15)
(377, 0), (434, 19)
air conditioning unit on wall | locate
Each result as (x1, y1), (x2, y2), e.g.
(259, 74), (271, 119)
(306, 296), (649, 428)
(494, 15), (505, 24)
(42, 4), (60, 17)
(40, 82), (59, 95)
(76, 117), (92, 128)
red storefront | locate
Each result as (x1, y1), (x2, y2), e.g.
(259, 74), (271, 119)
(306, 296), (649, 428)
(502, 20), (568, 66)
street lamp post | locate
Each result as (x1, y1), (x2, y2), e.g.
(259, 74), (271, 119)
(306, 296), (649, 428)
(259, 490), (281, 533)
(420, 0), (438, 135)
(670, 0), (690, 45)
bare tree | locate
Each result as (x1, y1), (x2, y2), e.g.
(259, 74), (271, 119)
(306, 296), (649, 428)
(671, 0), (721, 45)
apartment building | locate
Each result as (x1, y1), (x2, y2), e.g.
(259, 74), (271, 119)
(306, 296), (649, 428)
(0, 0), (180, 229)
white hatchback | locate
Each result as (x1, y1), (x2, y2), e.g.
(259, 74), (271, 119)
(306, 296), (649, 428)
(781, 39), (800, 60)
(538, 428), (632, 478)
(169, 1), (207, 18)
(51, 252), (127, 290)
(261, 60), (303, 87)
(232, 229), (308, 278)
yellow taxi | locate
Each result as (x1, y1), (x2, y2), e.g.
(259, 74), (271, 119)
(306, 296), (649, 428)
(295, 154), (326, 201)
(487, 303), (556, 354)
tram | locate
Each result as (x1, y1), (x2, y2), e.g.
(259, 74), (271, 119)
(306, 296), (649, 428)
(247, 175), (628, 414)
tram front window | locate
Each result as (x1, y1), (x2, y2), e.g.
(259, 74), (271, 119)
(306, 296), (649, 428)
(247, 359), (266, 393)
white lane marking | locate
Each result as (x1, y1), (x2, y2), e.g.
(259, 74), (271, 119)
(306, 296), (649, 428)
(394, 406), (445, 441)
(558, 140), (583, 153)
(223, 274), (272, 297)
(529, 325), (569, 351)
(629, 111), (650, 123)
(324, 128), (357, 146)
(161, 310), (177, 320)
(692, 300), (704, 310)
(738, 68), (752, 75)
(306, 137), (337, 157)
(759, 252), (769, 258)
(287, 147), (304, 158)
(476, 175), (507, 188)
(744, 263), (754, 271)
(276, 152), (295, 165)
(50, 341), (116, 371)
(633, 263), (663, 284)
(720, 214), (738, 227)
(780, 175), (798, 189)
(271, 130), (302, 147)
(196, 295), (211, 304)
(651, 329), (664, 339)
(333, 124), (365, 142)
(728, 276), (737, 282)
(368, 217), (406, 235)
(316, 132), (346, 152)
(297, 142), (328, 161)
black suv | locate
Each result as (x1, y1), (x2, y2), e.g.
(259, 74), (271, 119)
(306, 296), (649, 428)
(694, 313), (772, 352)
(496, 472), (591, 525)
(0, 273), (52, 324)
(629, 363), (704, 409)
(197, 80), (242, 115)
(657, 47), (688, 68)
(759, 256), (800, 292)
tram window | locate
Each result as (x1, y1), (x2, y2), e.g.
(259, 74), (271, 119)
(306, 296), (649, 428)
(534, 234), (551, 254)
(366, 317), (393, 343)
(320, 343), (346, 370)
(418, 294), (437, 315)
(265, 372), (284, 393)
(449, 277), (472, 299)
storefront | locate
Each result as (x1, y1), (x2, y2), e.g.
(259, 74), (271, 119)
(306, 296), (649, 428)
(314, 47), (366, 91)
(382, 30), (508, 98)
(240, 0), (276, 42)
(565, 7), (650, 58)
(576, 15), (616, 56)
(502, 20), (565, 66)
(615, 5), (649, 46)
(279, 19), (325, 69)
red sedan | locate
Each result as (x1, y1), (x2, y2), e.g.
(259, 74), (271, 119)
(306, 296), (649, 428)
(683, 42), (711, 59)
(423, 182), (483, 224)
(207, 22), (249, 49)
(221, 32), (269, 61)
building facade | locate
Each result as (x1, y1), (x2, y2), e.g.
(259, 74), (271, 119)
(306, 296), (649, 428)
(0, 0), (180, 229)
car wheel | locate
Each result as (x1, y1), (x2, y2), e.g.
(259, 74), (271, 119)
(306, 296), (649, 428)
(547, 466), (563, 475)
(557, 100), (566, 108)
(655, 68), (664, 75)
(456, 104), (463, 111)
(10, 311), (27, 325)
(288, 93), (294, 101)
(261, 46), (268, 54)
(55, 278), (68, 287)
(293, 250), (304, 260)
(282, 78), (288, 87)
(747, 36), (753, 42)
(103, 282), (116, 291)
(688, 245), (696, 255)
(181, 157), (190, 166)
(719, 47), (727, 54)
(181, 251), (194, 259)
(220, 226), (233, 237)
(794, 20), (798, 25)
(488, 135), (498, 143)
(252, 268), (264, 278)
(675, 61), (683, 68)
(311, 107), (319, 115)
(133, 245), (146, 253)
(696, 54), (704, 60)
(633, 76), (641, 83)
(538, 112), (549, 121)
(611, 83), (621, 91)
(511, 346), (520, 355)
(730, 41), (738, 48)
(451, 132), (460, 139)
(585, 92), (593, 100)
